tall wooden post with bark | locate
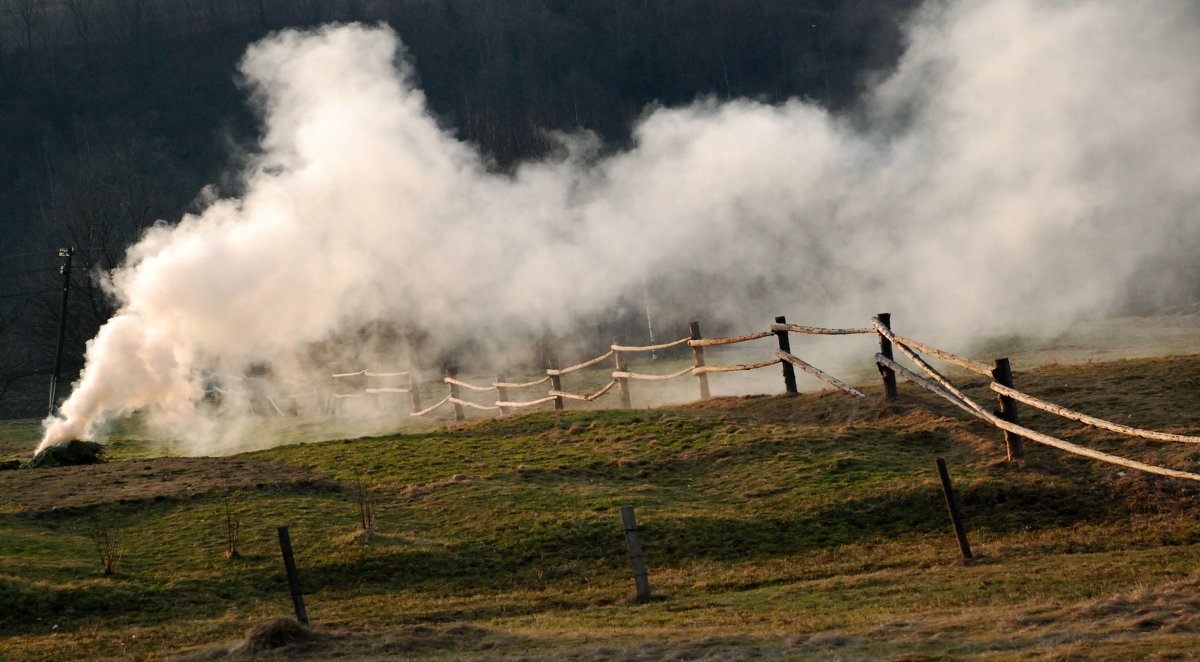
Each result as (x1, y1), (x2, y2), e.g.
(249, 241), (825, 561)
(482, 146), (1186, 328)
(613, 336), (632, 409)
(689, 322), (711, 400)
(774, 315), (798, 395)
(408, 372), (422, 415)
(446, 368), (465, 421)
(991, 358), (1025, 460)
(496, 374), (511, 416)
(548, 358), (564, 410)
(876, 312), (898, 398)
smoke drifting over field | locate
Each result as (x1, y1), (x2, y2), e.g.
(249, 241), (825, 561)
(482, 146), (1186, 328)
(39, 0), (1200, 454)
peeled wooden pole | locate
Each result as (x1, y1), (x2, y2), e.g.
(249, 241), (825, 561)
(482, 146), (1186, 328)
(689, 322), (711, 400)
(774, 315), (798, 395)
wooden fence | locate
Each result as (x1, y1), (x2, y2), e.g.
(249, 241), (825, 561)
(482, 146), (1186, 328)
(320, 312), (1200, 483)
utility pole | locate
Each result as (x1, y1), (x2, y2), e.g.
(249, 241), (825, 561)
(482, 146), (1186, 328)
(48, 247), (74, 417)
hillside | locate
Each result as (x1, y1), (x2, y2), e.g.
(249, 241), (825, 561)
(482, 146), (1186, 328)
(3, 355), (1200, 660)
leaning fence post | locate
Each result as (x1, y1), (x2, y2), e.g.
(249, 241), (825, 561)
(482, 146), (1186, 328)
(774, 315), (799, 395)
(408, 372), (422, 415)
(875, 312), (898, 399)
(446, 368), (465, 421)
(688, 322), (711, 400)
(275, 526), (310, 625)
(991, 358), (1025, 461)
(495, 374), (511, 416)
(613, 336), (632, 409)
(935, 458), (973, 560)
(547, 358), (564, 410)
(620, 506), (652, 602)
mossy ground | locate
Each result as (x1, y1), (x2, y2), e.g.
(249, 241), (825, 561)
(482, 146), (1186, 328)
(3, 356), (1200, 660)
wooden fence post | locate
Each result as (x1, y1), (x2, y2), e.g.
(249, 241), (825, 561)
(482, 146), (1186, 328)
(620, 506), (652, 602)
(408, 372), (422, 415)
(875, 312), (898, 399)
(774, 315), (799, 395)
(275, 526), (310, 625)
(495, 374), (511, 416)
(446, 368), (465, 421)
(689, 322), (711, 400)
(613, 336), (632, 409)
(991, 358), (1025, 461)
(547, 358), (564, 410)
(935, 458), (973, 560)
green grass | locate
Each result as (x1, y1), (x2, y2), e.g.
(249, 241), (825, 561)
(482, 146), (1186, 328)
(4, 356), (1200, 660)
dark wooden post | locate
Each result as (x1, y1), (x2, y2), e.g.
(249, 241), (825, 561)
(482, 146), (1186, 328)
(689, 322), (711, 400)
(774, 315), (798, 395)
(875, 312), (898, 399)
(495, 374), (511, 416)
(613, 336), (632, 409)
(620, 506), (652, 602)
(547, 358), (564, 410)
(408, 372), (422, 415)
(445, 368), (465, 421)
(935, 458), (973, 560)
(275, 526), (309, 625)
(991, 358), (1025, 461)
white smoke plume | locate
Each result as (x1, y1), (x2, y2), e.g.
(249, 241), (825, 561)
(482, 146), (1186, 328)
(39, 0), (1200, 454)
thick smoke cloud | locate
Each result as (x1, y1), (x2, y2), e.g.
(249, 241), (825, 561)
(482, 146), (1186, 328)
(39, 0), (1200, 454)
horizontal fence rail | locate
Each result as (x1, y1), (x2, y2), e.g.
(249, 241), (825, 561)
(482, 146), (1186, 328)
(611, 337), (690, 352)
(776, 349), (866, 398)
(990, 382), (1200, 444)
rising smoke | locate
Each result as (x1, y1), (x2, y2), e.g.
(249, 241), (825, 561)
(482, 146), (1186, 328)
(38, 0), (1200, 454)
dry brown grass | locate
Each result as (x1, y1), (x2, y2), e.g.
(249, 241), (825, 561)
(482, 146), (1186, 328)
(0, 457), (336, 513)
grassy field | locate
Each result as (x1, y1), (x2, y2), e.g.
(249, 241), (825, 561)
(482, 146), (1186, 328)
(3, 353), (1200, 660)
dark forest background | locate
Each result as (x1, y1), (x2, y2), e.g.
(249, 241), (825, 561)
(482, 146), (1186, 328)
(0, 0), (918, 417)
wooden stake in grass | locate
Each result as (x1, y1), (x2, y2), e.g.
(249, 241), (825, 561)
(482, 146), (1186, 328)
(620, 505), (652, 602)
(84, 507), (123, 575)
(276, 526), (309, 625)
(935, 458), (973, 560)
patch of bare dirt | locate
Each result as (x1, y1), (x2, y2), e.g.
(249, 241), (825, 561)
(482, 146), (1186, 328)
(0, 456), (336, 513)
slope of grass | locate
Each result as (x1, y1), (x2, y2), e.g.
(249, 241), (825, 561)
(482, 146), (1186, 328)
(3, 356), (1200, 660)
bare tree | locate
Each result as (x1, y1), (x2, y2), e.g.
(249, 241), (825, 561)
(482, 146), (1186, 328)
(64, 0), (95, 48)
(84, 507), (123, 575)
(221, 490), (241, 559)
